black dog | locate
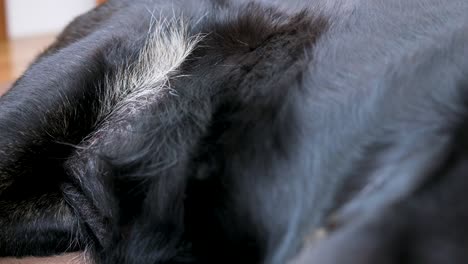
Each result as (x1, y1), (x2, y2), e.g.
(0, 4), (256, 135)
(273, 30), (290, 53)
(1, 0), (468, 263)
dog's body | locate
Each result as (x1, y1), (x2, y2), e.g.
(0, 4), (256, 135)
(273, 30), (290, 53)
(1, 0), (468, 263)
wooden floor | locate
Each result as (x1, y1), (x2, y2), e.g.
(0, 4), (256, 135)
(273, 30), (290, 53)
(0, 34), (56, 95)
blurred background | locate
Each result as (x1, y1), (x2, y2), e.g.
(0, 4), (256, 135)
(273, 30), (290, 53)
(0, 0), (106, 95)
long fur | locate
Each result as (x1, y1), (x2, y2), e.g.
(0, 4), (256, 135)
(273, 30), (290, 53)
(1, 0), (468, 264)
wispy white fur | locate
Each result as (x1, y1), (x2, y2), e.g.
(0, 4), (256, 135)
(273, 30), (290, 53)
(98, 16), (202, 125)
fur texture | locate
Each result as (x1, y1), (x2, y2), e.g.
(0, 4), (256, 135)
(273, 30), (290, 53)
(0, 0), (468, 263)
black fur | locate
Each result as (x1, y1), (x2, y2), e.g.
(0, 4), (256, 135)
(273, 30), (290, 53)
(0, 0), (468, 263)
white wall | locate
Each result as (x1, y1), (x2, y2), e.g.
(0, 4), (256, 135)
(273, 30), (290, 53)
(6, 0), (96, 38)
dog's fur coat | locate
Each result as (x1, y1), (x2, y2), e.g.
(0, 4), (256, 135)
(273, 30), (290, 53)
(1, 0), (468, 263)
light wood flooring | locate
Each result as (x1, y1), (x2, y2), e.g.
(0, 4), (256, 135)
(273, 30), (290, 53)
(0, 34), (56, 95)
